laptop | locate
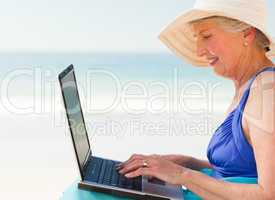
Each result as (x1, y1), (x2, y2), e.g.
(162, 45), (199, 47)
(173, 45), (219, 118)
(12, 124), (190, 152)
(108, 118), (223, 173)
(58, 65), (183, 200)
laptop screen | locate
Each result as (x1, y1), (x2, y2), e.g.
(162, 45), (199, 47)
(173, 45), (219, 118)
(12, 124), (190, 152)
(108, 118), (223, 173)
(59, 66), (90, 170)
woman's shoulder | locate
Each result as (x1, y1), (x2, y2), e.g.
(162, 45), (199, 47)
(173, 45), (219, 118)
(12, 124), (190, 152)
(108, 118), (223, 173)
(251, 67), (275, 88)
(245, 67), (275, 105)
(248, 67), (275, 104)
(244, 67), (275, 136)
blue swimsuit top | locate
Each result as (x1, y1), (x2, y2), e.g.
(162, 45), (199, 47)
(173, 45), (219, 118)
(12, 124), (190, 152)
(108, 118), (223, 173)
(207, 67), (275, 179)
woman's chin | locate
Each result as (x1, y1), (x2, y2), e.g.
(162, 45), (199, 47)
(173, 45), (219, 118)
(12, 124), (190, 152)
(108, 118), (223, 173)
(213, 65), (227, 77)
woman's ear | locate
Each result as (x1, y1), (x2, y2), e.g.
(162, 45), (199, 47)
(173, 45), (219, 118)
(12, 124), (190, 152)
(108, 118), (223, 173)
(243, 27), (256, 45)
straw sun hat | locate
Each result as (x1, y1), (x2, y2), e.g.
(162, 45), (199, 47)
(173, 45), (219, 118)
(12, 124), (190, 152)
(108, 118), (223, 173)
(159, 0), (275, 66)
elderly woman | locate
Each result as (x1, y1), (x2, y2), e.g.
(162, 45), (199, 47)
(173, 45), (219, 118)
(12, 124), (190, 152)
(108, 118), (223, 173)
(117, 0), (275, 199)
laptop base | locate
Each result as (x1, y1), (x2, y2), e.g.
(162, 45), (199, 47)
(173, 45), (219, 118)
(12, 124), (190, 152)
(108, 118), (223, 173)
(78, 181), (171, 200)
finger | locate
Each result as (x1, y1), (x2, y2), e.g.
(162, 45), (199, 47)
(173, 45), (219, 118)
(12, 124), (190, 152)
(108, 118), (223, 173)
(125, 168), (152, 178)
(151, 154), (161, 159)
(125, 154), (144, 165)
(119, 159), (145, 174)
(115, 163), (123, 170)
(118, 154), (146, 169)
(119, 154), (142, 167)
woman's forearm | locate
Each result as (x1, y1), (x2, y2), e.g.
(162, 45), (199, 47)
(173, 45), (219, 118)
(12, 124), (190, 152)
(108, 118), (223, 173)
(180, 169), (268, 200)
(185, 156), (213, 170)
(162, 154), (213, 170)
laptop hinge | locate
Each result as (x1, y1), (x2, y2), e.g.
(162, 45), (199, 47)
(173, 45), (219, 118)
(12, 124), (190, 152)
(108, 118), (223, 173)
(83, 149), (91, 170)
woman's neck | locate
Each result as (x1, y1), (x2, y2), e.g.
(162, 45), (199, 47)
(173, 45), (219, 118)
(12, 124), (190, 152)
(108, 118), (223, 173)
(233, 50), (274, 91)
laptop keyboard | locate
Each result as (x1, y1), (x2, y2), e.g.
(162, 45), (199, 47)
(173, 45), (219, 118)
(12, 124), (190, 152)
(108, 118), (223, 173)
(84, 157), (142, 191)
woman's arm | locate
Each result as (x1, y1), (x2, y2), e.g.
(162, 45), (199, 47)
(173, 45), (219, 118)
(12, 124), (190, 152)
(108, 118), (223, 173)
(180, 169), (269, 200)
(119, 154), (212, 171)
(120, 155), (271, 199)
(179, 72), (275, 199)
(185, 156), (213, 170)
(161, 154), (213, 170)
(119, 72), (275, 199)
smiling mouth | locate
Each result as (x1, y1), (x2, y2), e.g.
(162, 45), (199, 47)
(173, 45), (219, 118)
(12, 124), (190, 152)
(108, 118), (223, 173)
(209, 57), (219, 65)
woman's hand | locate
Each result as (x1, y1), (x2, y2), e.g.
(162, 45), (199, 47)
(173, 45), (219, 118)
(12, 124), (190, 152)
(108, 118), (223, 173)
(117, 153), (191, 167)
(117, 154), (187, 185)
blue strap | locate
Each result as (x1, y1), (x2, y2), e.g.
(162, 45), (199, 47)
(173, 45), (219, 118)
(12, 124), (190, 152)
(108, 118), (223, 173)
(232, 67), (275, 165)
(238, 67), (275, 112)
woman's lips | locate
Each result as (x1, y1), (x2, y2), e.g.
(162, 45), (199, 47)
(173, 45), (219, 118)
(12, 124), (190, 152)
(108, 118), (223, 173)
(209, 57), (219, 65)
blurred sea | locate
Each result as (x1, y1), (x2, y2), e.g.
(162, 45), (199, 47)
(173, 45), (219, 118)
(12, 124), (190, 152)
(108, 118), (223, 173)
(0, 52), (234, 200)
(0, 51), (234, 114)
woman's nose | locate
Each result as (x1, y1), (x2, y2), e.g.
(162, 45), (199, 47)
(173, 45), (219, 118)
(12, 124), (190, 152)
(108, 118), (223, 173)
(196, 40), (207, 57)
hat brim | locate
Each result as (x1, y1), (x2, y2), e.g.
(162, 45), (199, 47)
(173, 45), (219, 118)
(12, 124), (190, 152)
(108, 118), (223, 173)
(159, 9), (275, 67)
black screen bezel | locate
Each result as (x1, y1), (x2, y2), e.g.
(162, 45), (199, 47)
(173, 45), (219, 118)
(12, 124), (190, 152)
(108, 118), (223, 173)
(58, 64), (92, 180)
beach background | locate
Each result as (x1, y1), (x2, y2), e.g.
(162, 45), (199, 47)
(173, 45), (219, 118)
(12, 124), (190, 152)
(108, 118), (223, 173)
(0, 1), (274, 200)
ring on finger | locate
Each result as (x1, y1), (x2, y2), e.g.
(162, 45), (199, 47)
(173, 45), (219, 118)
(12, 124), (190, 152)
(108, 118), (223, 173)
(142, 160), (148, 167)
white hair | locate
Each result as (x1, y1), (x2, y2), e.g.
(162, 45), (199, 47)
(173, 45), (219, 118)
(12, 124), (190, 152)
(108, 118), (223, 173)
(189, 16), (270, 52)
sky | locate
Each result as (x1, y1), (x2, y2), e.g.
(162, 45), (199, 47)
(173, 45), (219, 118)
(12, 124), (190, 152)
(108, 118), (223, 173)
(0, 0), (274, 52)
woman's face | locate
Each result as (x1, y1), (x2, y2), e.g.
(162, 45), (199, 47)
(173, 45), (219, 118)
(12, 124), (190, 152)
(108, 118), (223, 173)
(193, 19), (245, 77)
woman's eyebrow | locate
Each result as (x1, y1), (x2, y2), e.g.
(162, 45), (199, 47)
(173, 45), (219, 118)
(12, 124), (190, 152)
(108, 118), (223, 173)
(193, 29), (211, 37)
